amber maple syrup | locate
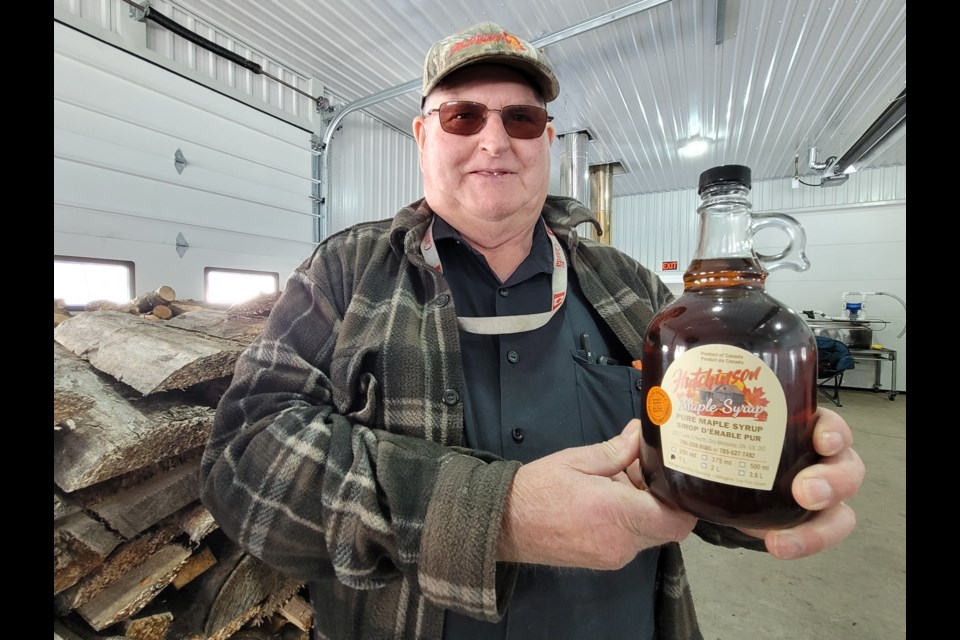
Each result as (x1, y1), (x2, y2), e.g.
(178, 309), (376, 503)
(638, 166), (819, 529)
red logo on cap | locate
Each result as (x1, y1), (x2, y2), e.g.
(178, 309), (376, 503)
(450, 32), (526, 56)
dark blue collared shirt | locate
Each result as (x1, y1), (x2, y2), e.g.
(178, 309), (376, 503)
(432, 214), (658, 640)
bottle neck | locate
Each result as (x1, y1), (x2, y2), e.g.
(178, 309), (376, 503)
(693, 183), (756, 260)
(685, 182), (766, 289)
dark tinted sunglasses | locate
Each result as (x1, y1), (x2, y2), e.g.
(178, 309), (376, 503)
(423, 101), (553, 139)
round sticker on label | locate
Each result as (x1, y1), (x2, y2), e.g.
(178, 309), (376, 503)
(646, 386), (672, 425)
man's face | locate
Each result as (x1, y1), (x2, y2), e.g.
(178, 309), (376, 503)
(413, 65), (556, 229)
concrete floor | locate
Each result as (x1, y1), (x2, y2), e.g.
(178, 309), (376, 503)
(681, 388), (906, 640)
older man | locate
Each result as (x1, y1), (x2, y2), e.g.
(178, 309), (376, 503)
(200, 21), (864, 640)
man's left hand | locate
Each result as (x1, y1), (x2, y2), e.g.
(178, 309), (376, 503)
(738, 407), (866, 559)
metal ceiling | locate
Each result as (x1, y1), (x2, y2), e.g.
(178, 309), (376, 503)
(166, 0), (906, 197)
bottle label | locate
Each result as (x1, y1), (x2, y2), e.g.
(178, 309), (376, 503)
(648, 345), (787, 491)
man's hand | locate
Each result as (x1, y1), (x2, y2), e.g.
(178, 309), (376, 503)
(497, 419), (697, 569)
(739, 407), (866, 560)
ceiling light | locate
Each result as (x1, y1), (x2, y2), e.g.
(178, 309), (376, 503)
(678, 135), (711, 157)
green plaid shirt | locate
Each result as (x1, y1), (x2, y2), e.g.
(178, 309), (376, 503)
(200, 195), (764, 640)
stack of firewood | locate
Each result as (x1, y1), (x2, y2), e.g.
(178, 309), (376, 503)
(53, 293), (310, 640)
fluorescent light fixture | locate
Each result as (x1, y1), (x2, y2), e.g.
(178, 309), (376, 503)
(678, 135), (711, 157)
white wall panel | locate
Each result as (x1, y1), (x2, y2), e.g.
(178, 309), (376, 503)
(325, 110), (423, 235)
(54, 20), (316, 300)
(55, 1), (314, 128)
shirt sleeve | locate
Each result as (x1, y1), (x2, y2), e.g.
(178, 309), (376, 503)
(198, 242), (521, 621)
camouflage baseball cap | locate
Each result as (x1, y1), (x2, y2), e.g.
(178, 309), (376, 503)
(421, 22), (559, 103)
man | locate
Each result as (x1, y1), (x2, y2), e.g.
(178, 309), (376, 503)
(200, 22), (864, 640)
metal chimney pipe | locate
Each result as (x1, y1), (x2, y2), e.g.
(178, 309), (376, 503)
(589, 163), (614, 244)
(559, 131), (591, 205)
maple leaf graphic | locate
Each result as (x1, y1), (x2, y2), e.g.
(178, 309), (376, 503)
(743, 386), (770, 407)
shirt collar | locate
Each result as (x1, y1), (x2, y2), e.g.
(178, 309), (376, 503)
(431, 213), (555, 280)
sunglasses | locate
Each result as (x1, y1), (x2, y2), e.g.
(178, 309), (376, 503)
(423, 101), (554, 139)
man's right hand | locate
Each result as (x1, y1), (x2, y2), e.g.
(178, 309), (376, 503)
(496, 419), (697, 569)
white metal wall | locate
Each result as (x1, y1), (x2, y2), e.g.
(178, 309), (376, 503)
(54, 19), (317, 300)
(325, 110), (423, 235)
(54, 0), (315, 125)
(612, 167), (907, 392)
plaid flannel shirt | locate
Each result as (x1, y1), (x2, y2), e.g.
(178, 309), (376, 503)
(200, 195), (764, 640)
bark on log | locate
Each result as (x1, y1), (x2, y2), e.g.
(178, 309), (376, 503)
(54, 511), (123, 596)
(166, 307), (268, 345)
(54, 342), (100, 425)
(54, 310), (246, 396)
(54, 344), (214, 492)
(76, 543), (191, 631)
(87, 458), (201, 539)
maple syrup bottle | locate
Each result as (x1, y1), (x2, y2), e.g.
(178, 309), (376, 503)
(638, 165), (820, 529)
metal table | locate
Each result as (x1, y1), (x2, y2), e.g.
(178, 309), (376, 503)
(847, 347), (898, 400)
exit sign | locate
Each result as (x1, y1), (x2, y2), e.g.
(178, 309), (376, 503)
(661, 261), (679, 271)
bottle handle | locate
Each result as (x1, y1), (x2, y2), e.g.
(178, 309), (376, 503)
(749, 213), (811, 273)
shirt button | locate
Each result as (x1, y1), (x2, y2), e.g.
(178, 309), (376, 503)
(511, 428), (525, 443)
(442, 388), (460, 405)
(498, 287), (509, 297)
(506, 350), (520, 364)
(435, 294), (450, 307)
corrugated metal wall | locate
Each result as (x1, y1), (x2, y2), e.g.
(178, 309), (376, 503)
(325, 109), (423, 235)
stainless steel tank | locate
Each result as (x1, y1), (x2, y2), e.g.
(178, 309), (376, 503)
(805, 319), (874, 349)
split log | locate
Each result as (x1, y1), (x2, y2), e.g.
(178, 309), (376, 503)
(120, 611), (174, 640)
(131, 286), (176, 313)
(54, 511), (123, 595)
(54, 344), (214, 493)
(54, 310), (245, 396)
(76, 543), (191, 631)
(54, 342), (105, 426)
(87, 458), (201, 539)
(169, 298), (228, 314)
(172, 545), (218, 590)
(205, 554), (292, 636)
(166, 307), (268, 345)
(56, 522), (183, 613)
(176, 502), (220, 544)
(165, 540), (246, 639)
(85, 300), (137, 314)
(55, 489), (83, 521)
(280, 594), (313, 632)
(208, 576), (302, 640)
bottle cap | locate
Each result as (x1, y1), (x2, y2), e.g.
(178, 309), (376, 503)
(698, 165), (751, 194)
